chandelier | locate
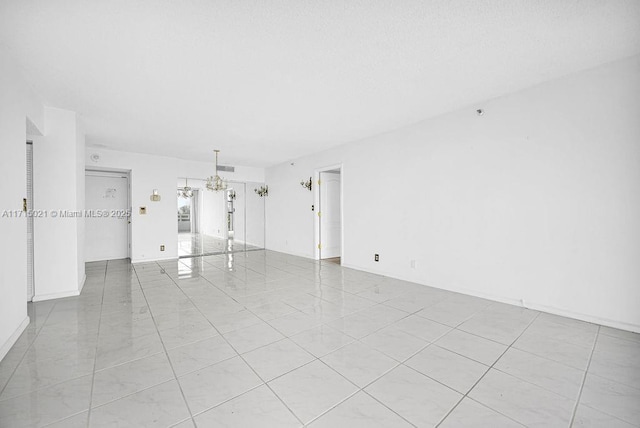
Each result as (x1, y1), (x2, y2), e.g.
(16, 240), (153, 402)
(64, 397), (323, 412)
(206, 149), (227, 192)
(254, 185), (268, 197)
(177, 178), (193, 198)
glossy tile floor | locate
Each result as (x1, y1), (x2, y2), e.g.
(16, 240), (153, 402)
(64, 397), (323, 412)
(1, 251), (639, 427)
(178, 233), (262, 258)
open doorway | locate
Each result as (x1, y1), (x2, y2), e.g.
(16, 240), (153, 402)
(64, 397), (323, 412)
(315, 165), (342, 263)
(26, 141), (34, 301)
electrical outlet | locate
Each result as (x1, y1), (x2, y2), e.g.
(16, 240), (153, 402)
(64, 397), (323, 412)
(374, 254), (379, 262)
(160, 245), (165, 251)
(410, 260), (416, 269)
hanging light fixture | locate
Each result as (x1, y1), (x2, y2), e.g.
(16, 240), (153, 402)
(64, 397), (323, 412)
(177, 178), (193, 198)
(206, 149), (227, 192)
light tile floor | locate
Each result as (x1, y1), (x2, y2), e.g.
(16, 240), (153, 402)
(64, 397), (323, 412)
(0, 251), (638, 427)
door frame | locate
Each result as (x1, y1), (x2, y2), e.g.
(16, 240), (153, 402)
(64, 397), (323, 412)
(26, 140), (35, 301)
(314, 163), (343, 261)
(85, 168), (132, 260)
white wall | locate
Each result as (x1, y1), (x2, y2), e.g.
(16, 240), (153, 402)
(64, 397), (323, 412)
(33, 107), (86, 301)
(0, 47), (44, 360)
(87, 149), (265, 262)
(266, 55), (640, 332)
(246, 182), (266, 247)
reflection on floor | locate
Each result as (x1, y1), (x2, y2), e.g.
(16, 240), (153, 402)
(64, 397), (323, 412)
(178, 232), (262, 257)
(324, 257), (341, 265)
(1, 251), (638, 427)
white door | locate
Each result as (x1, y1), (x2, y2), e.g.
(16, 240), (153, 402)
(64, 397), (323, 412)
(85, 172), (129, 261)
(320, 171), (341, 259)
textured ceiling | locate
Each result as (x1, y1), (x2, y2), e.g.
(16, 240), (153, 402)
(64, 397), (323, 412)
(1, 1), (639, 167)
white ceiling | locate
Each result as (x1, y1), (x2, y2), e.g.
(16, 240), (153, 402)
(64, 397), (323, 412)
(1, 1), (639, 167)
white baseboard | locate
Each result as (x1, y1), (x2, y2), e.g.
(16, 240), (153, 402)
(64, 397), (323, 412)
(0, 316), (30, 362)
(32, 289), (80, 302)
(340, 262), (640, 334)
(525, 302), (640, 333)
(131, 256), (178, 264)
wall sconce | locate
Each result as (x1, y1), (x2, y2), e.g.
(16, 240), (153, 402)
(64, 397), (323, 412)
(150, 189), (161, 202)
(300, 177), (312, 191)
(254, 185), (268, 197)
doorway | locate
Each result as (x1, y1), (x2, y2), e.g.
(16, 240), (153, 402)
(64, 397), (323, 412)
(316, 166), (342, 262)
(26, 141), (34, 301)
(85, 170), (130, 262)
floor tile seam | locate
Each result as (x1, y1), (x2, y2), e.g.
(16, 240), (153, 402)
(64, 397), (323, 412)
(86, 262), (110, 426)
(488, 365), (585, 402)
(355, 390), (420, 428)
(583, 370), (640, 392)
(532, 316), (600, 335)
(132, 261), (198, 421)
(172, 353), (239, 379)
(261, 381), (306, 426)
(318, 347), (403, 390)
(0, 370), (96, 403)
(451, 324), (520, 347)
(576, 401), (639, 426)
(419, 341), (495, 368)
(184, 323), (305, 426)
(515, 332), (598, 351)
(0, 277), (78, 397)
(434, 311), (542, 427)
(398, 355), (473, 396)
(160, 331), (221, 352)
(499, 341), (594, 373)
(508, 343), (591, 372)
(92, 350), (166, 374)
(597, 330), (640, 344)
(296, 388), (361, 427)
(462, 396), (528, 427)
(413, 303), (488, 331)
(38, 408), (90, 428)
(167, 416), (195, 428)
(293, 358), (370, 426)
(89, 377), (176, 411)
(346, 306), (444, 343)
(512, 327), (596, 350)
(302, 348), (433, 426)
(388, 314), (456, 344)
(160, 261), (307, 426)
(569, 325), (600, 427)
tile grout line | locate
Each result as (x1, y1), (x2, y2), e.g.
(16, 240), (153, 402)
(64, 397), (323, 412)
(0, 298), (57, 399)
(434, 311), (542, 427)
(568, 324), (601, 427)
(131, 261), (199, 427)
(189, 259), (473, 427)
(85, 260), (109, 427)
(161, 260), (307, 427)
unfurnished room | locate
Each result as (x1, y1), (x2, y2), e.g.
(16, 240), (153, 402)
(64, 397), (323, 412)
(0, 1), (639, 427)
